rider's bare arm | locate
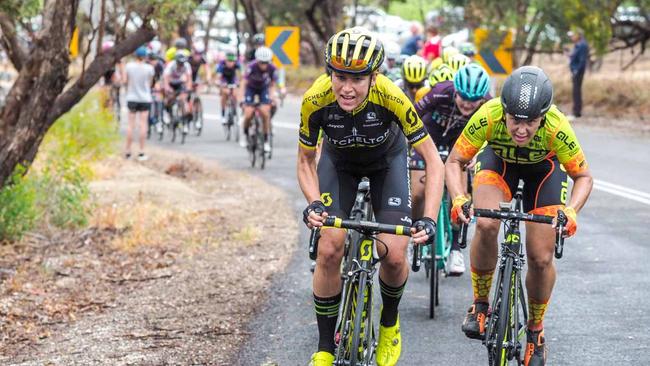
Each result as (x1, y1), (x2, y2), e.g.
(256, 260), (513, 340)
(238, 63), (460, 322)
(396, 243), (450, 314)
(446, 147), (473, 223)
(566, 169), (593, 212)
(412, 137), (444, 220)
(297, 145), (321, 204)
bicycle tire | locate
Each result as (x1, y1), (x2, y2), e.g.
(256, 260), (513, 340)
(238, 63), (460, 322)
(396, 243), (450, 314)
(350, 270), (368, 366)
(429, 242), (437, 319)
(258, 131), (266, 169)
(181, 119), (187, 144)
(492, 257), (514, 366)
(335, 274), (357, 363)
(194, 98), (203, 136)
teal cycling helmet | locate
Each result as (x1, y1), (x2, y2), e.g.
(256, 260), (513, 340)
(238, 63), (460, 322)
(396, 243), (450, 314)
(454, 63), (490, 101)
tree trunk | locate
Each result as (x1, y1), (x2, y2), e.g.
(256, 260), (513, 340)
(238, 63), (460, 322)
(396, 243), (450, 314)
(239, 0), (258, 34)
(203, 0), (223, 53)
(0, 0), (79, 184)
(0, 1), (156, 188)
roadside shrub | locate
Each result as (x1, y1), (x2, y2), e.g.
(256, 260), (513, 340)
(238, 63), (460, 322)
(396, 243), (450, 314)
(0, 166), (38, 241)
(0, 91), (118, 241)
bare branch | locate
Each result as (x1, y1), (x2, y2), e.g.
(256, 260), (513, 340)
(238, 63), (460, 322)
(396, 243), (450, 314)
(49, 22), (156, 122)
(0, 13), (27, 71)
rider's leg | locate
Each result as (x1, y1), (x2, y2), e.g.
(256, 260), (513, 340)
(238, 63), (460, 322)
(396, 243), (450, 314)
(125, 107), (136, 156)
(242, 106), (254, 135)
(469, 183), (504, 301)
(376, 234), (409, 326)
(220, 87), (227, 117)
(525, 222), (556, 331)
(312, 151), (357, 356)
(522, 155), (568, 333)
(138, 107), (149, 152)
(313, 228), (346, 355)
(259, 104), (271, 141)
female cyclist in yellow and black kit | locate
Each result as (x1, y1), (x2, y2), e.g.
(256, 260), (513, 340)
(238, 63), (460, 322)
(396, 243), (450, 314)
(298, 27), (445, 366)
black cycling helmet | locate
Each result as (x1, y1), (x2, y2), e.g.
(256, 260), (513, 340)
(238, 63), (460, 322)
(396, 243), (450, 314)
(174, 37), (188, 49)
(501, 66), (553, 120)
(253, 33), (265, 45)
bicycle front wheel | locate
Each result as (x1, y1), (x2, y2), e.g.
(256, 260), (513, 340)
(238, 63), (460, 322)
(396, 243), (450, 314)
(429, 243), (437, 319)
(350, 270), (369, 366)
(491, 258), (514, 366)
(194, 97), (203, 136)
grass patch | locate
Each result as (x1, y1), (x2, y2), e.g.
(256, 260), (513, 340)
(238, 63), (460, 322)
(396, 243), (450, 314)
(0, 91), (119, 241)
(286, 65), (325, 95)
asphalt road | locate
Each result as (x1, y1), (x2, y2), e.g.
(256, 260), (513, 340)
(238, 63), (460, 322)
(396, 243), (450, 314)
(146, 94), (650, 365)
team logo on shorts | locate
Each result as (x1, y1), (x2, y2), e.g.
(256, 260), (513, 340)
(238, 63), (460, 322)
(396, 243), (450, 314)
(388, 197), (401, 206)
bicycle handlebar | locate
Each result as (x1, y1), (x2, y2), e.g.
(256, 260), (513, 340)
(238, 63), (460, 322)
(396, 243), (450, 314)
(472, 208), (554, 224)
(320, 217), (423, 272)
(459, 204), (568, 259)
(323, 217), (410, 236)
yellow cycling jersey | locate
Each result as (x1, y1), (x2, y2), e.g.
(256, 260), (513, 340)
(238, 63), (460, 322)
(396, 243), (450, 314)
(299, 73), (430, 162)
(414, 85), (431, 103)
(455, 98), (589, 176)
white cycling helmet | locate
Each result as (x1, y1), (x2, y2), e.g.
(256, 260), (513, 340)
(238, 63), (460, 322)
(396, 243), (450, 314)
(255, 46), (274, 63)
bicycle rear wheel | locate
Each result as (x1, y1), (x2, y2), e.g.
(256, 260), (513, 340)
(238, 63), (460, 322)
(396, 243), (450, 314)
(193, 97), (203, 136)
(258, 131), (266, 169)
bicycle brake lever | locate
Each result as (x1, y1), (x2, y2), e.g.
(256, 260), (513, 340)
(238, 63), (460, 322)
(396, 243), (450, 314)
(458, 202), (471, 249)
(411, 230), (422, 272)
(554, 210), (567, 259)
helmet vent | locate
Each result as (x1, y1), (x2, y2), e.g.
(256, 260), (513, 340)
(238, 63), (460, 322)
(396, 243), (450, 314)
(518, 82), (532, 111)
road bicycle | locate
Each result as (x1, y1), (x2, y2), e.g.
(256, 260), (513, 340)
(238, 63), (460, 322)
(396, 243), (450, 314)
(309, 178), (414, 365)
(408, 147), (468, 319)
(190, 86), (203, 137)
(167, 90), (189, 144)
(459, 181), (567, 366)
(222, 84), (239, 141)
(247, 101), (273, 169)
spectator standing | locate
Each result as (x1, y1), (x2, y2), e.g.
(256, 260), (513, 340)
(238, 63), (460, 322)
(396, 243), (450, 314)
(402, 22), (423, 56)
(568, 29), (589, 118)
(421, 26), (442, 61)
(124, 46), (155, 161)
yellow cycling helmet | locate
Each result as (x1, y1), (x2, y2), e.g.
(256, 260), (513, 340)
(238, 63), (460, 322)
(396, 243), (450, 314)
(429, 57), (443, 72)
(442, 46), (459, 65)
(325, 27), (384, 75)
(448, 53), (471, 73)
(165, 47), (177, 62)
(402, 55), (428, 84)
(428, 63), (455, 87)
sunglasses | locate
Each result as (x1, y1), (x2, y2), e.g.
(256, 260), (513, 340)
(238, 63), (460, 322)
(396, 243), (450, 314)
(330, 55), (369, 73)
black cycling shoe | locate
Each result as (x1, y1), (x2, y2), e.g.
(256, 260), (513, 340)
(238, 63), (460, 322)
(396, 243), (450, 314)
(461, 302), (488, 340)
(524, 328), (547, 366)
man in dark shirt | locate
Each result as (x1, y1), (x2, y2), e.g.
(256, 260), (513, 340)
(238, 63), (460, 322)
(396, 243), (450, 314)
(402, 23), (423, 56)
(569, 29), (589, 118)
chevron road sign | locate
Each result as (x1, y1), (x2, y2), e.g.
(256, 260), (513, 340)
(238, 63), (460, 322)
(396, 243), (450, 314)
(474, 29), (514, 76)
(265, 26), (300, 68)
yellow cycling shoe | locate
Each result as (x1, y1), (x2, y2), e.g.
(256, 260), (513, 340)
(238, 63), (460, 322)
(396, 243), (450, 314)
(376, 315), (402, 366)
(308, 351), (334, 366)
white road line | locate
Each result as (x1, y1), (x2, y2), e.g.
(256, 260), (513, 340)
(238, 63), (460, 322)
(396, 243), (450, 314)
(204, 113), (298, 130)
(594, 179), (650, 206)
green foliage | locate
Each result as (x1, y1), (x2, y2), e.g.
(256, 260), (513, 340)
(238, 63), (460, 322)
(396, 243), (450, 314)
(0, 91), (117, 241)
(146, 0), (198, 36)
(41, 91), (118, 167)
(0, 0), (41, 19)
(0, 166), (39, 242)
